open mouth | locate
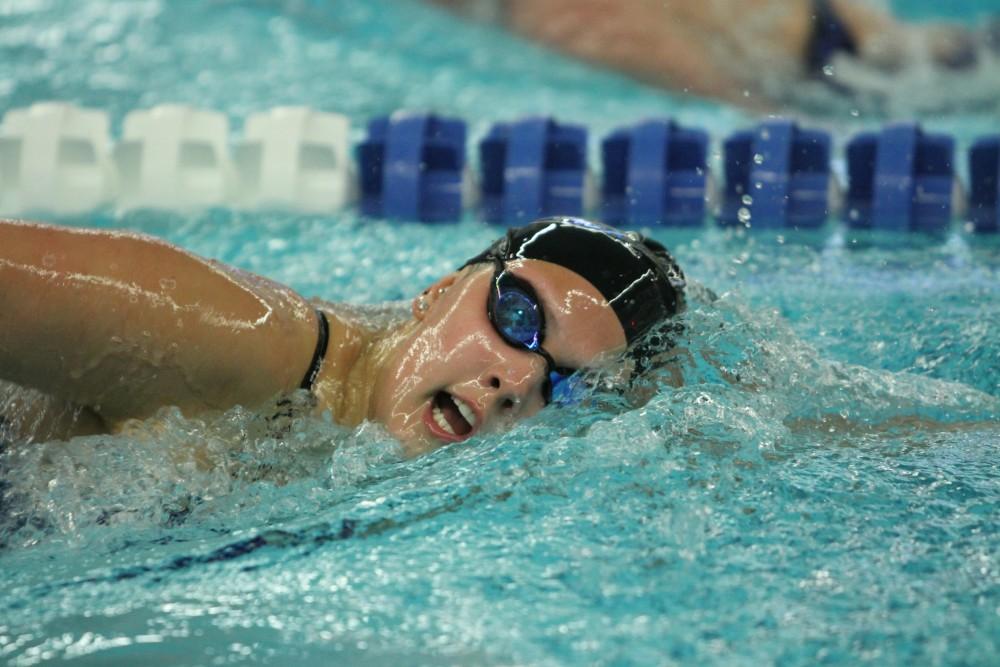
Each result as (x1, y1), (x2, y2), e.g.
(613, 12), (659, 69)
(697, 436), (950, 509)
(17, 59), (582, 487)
(426, 390), (477, 441)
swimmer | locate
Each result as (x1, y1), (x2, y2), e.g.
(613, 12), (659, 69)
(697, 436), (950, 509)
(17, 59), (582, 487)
(430, 0), (991, 106)
(0, 217), (685, 457)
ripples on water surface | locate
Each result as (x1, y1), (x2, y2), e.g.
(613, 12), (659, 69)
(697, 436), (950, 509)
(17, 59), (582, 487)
(1, 1), (999, 665)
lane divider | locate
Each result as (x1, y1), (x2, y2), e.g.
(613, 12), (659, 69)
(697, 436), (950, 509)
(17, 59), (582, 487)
(235, 107), (353, 213)
(479, 116), (591, 225)
(601, 119), (708, 227)
(719, 119), (833, 230)
(845, 122), (959, 233)
(359, 112), (466, 223)
(969, 136), (1000, 233)
(115, 105), (232, 210)
(0, 102), (114, 214)
(1, 101), (997, 234)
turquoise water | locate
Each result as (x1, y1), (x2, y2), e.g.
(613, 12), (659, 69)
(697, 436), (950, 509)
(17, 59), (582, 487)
(2, 1), (999, 665)
(893, 0), (998, 21)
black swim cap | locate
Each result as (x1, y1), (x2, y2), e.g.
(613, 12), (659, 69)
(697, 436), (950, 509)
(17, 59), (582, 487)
(461, 217), (686, 346)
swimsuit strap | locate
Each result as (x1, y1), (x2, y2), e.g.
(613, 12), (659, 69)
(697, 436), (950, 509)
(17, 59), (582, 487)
(806, 0), (858, 75)
(299, 309), (330, 391)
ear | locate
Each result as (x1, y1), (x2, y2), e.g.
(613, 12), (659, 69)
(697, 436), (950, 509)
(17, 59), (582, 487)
(411, 271), (460, 320)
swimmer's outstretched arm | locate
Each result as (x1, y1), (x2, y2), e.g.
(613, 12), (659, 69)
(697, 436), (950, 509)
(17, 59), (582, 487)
(430, 0), (950, 103)
(0, 219), (319, 426)
(434, 0), (758, 103)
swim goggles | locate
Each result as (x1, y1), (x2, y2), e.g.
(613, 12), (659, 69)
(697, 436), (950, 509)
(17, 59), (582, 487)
(486, 257), (577, 405)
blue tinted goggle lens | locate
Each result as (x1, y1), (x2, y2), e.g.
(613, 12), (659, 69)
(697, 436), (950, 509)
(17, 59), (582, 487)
(494, 288), (542, 350)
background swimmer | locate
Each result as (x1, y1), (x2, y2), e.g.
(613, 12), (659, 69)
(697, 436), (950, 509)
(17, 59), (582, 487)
(430, 0), (996, 107)
(0, 217), (684, 457)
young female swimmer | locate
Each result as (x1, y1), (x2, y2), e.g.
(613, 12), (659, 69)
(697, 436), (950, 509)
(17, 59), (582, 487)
(0, 217), (685, 457)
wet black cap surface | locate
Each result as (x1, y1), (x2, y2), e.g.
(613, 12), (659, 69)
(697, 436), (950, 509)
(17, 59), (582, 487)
(461, 217), (686, 345)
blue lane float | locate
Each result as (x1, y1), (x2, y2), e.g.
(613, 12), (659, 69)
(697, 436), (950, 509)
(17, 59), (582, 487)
(601, 119), (708, 227)
(719, 119), (832, 230)
(968, 136), (999, 234)
(357, 112), (466, 222)
(845, 122), (955, 233)
(479, 117), (588, 225)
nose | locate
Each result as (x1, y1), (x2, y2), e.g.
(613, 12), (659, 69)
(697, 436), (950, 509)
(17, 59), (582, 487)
(479, 351), (548, 414)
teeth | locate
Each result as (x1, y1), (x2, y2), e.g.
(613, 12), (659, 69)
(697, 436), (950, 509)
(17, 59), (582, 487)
(432, 405), (455, 435)
(453, 396), (477, 428)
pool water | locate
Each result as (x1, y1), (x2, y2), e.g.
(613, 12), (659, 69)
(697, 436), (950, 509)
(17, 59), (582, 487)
(1, 1), (999, 665)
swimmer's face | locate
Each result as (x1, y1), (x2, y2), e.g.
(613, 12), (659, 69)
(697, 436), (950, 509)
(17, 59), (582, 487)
(372, 259), (627, 456)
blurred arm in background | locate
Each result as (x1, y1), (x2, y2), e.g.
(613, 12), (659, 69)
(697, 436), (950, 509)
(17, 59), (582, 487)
(431, 0), (982, 106)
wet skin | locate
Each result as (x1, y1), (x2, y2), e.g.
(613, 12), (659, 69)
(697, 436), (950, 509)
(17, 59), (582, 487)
(432, 0), (981, 107)
(0, 220), (626, 456)
(368, 259), (627, 457)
